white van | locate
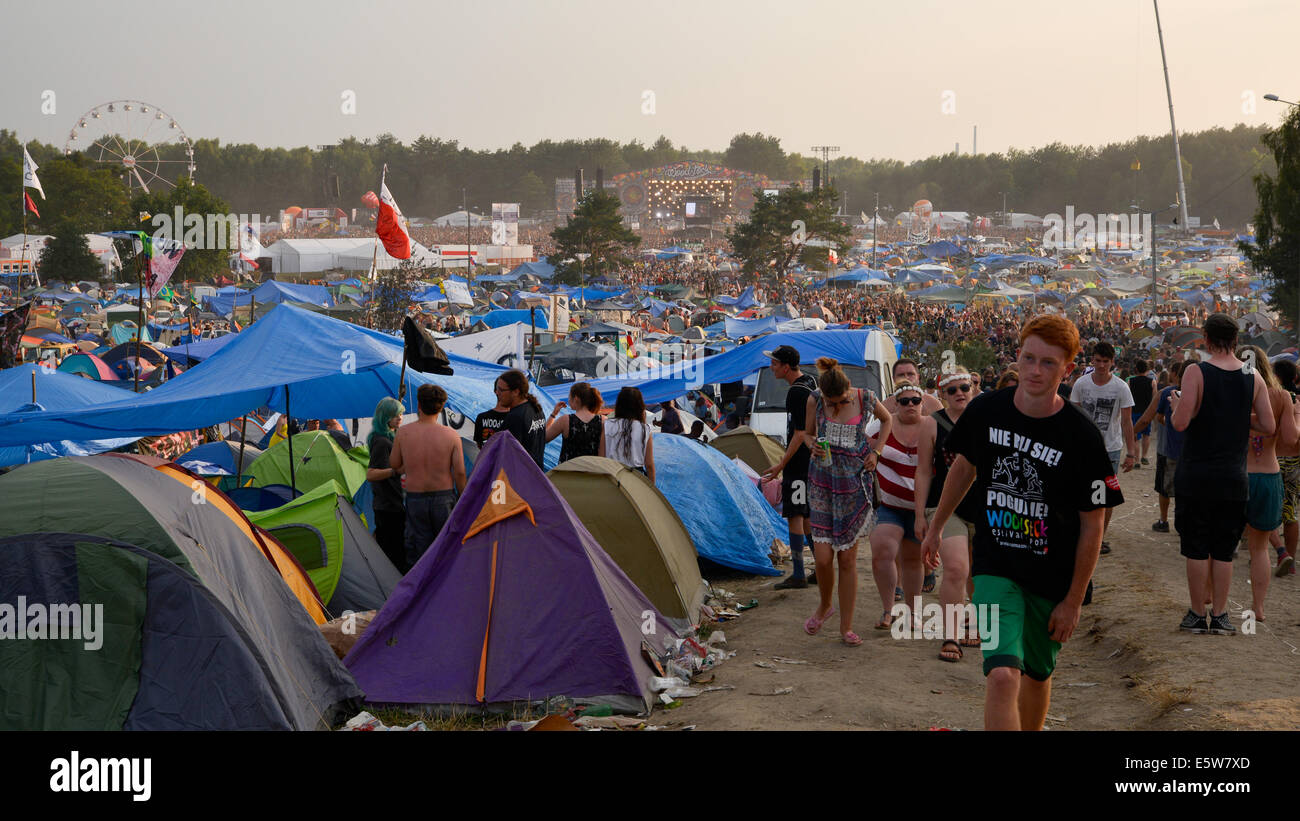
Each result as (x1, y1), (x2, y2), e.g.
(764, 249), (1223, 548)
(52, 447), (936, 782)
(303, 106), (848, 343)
(748, 329), (899, 444)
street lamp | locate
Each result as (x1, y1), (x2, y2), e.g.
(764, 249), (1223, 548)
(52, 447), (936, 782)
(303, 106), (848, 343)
(462, 188), (472, 283)
(1264, 93), (1298, 106)
(1132, 201), (1181, 319)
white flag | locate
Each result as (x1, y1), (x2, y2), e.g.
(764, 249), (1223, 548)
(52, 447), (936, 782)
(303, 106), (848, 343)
(22, 147), (45, 200)
(1213, 218), (1221, 230)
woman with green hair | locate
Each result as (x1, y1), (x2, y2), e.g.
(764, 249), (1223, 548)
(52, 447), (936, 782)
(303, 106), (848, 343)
(366, 397), (407, 572)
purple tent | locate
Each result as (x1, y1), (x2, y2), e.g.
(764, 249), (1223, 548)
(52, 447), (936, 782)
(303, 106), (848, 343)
(344, 432), (678, 713)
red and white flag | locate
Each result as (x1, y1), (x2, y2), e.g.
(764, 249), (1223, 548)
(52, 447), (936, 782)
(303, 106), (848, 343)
(376, 166), (412, 262)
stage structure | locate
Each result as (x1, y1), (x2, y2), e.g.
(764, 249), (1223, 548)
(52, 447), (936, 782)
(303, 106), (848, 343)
(556, 162), (790, 223)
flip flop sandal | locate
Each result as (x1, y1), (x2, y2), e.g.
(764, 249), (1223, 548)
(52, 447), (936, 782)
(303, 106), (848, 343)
(894, 587), (903, 602)
(874, 611), (892, 630)
(804, 606), (837, 636)
(842, 631), (863, 646)
(939, 640), (963, 662)
(922, 572), (937, 593)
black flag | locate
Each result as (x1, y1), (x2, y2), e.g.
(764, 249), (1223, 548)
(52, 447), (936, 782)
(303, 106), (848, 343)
(0, 301), (32, 370)
(401, 315), (454, 375)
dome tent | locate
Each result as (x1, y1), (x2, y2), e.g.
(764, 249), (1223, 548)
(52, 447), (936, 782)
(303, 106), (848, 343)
(346, 433), (678, 714)
(548, 456), (706, 627)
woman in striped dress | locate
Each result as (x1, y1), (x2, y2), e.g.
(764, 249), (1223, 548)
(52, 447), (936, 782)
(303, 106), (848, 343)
(869, 381), (933, 631)
(799, 357), (892, 646)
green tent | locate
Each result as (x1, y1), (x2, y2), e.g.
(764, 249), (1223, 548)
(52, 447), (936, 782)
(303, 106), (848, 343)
(548, 456), (706, 627)
(246, 431), (369, 498)
(0, 456), (363, 729)
(247, 480), (401, 615)
(710, 426), (786, 474)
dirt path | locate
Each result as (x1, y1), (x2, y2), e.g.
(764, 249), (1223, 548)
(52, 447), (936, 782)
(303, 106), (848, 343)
(663, 469), (1300, 730)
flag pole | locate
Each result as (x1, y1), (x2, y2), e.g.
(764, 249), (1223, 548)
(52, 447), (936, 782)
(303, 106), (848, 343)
(285, 385), (296, 494)
(235, 414), (248, 487)
(134, 239), (145, 393)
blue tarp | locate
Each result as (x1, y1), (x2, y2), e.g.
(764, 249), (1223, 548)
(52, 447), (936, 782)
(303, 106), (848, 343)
(162, 333), (239, 366)
(643, 297), (677, 317)
(474, 309), (549, 330)
(652, 434), (782, 576)
(0, 305), (560, 470)
(508, 261), (556, 280)
(921, 240), (965, 259)
(252, 280), (333, 307)
(541, 329), (879, 405)
(724, 316), (777, 338)
(715, 286), (758, 309)
(0, 364), (139, 467)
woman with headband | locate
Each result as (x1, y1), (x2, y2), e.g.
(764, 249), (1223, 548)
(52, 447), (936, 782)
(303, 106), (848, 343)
(869, 379), (932, 632)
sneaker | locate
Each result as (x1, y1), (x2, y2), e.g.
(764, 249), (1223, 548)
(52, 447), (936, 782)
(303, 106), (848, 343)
(1275, 553), (1294, 578)
(1100, 542), (1112, 555)
(1208, 612), (1237, 635)
(1179, 609), (1209, 634)
(1151, 520), (1170, 533)
(774, 575), (808, 590)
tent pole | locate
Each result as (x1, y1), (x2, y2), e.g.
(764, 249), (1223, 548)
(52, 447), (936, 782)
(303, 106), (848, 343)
(285, 385), (296, 494)
(31, 370), (36, 403)
(134, 245), (144, 393)
(235, 414), (248, 487)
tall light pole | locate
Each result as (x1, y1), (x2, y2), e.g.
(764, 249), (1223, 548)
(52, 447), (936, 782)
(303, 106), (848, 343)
(1133, 201), (1180, 318)
(1153, 0), (1191, 235)
(462, 187), (472, 284)
(871, 193), (879, 272)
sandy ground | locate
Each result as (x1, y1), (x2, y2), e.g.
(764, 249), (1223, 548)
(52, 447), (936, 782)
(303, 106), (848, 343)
(662, 468), (1300, 730)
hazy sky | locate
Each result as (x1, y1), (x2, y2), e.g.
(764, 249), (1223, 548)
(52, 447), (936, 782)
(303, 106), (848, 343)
(5, 0), (1297, 164)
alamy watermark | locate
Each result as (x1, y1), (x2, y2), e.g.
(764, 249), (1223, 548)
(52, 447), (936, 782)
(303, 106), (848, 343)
(890, 598), (1000, 647)
(1043, 206), (1152, 253)
(150, 207), (263, 252)
(0, 596), (104, 650)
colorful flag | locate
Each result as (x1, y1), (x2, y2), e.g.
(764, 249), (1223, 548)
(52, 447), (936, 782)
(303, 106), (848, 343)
(99, 230), (186, 298)
(376, 166), (412, 263)
(22, 147), (44, 200)
(24, 192), (39, 218)
(0, 302), (33, 369)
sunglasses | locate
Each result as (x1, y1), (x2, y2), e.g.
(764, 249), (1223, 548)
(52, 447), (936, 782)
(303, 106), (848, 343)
(946, 383), (972, 395)
(897, 396), (923, 406)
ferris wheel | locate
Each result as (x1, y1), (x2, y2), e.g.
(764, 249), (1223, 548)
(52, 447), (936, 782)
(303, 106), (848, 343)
(63, 100), (196, 194)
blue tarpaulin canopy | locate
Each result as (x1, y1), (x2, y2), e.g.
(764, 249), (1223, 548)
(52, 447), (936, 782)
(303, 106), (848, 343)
(0, 364), (139, 467)
(162, 333), (239, 366)
(0, 306), (559, 469)
(724, 315), (777, 338)
(251, 280), (334, 307)
(474, 309), (549, 330)
(715, 286), (758, 309)
(921, 240), (965, 259)
(508, 260), (556, 280)
(541, 329), (880, 405)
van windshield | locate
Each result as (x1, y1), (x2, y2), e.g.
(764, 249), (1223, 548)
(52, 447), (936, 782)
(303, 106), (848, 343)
(753, 364), (883, 412)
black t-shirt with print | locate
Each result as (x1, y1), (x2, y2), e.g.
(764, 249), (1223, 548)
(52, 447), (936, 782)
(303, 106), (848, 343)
(504, 402), (547, 468)
(945, 388), (1124, 602)
(474, 409), (510, 448)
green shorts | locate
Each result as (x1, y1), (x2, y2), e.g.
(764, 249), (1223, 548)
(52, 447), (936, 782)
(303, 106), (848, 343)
(972, 575), (1062, 682)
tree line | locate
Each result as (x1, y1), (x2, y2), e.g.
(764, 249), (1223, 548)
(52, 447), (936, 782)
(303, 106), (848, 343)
(0, 124), (1275, 244)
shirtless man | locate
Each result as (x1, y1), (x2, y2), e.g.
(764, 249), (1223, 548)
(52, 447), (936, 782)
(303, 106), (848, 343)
(390, 383), (467, 569)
